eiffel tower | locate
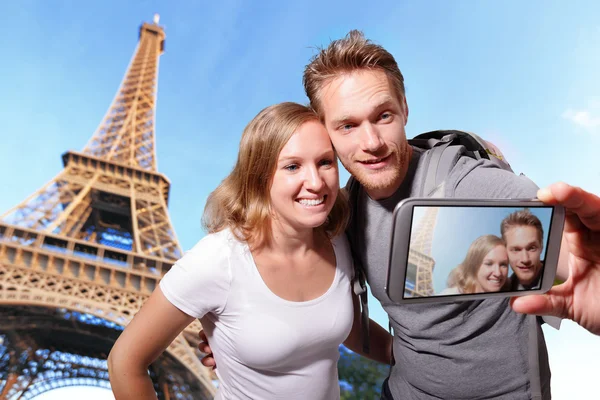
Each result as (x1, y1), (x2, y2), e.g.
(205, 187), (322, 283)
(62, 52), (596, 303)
(0, 15), (216, 399)
(405, 207), (439, 296)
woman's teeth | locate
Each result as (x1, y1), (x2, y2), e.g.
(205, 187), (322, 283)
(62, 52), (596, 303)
(298, 197), (325, 206)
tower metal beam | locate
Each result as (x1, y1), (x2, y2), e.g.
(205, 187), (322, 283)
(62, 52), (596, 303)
(0, 16), (215, 398)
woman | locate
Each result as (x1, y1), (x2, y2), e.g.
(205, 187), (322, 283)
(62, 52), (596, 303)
(441, 234), (511, 295)
(107, 103), (391, 399)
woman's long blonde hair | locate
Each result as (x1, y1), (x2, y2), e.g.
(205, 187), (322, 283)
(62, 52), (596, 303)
(447, 234), (510, 294)
(202, 102), (349, 249)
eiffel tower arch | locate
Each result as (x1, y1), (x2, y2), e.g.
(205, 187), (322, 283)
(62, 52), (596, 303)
(0, 15), (216, 399)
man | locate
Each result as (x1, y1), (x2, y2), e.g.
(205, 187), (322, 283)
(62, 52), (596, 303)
(501, 209), (545, 289)
(301, 30), (593, 399)
(199, 31), (600, 398)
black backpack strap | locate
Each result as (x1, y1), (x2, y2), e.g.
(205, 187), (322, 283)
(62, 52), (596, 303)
(528, 315), (543, 399)
(354, 267), (370, 354)
(409, 131), (480, 197)
(346, 177), (370, 354)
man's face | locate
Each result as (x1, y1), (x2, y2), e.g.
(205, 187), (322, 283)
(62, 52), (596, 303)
(504, 226), (543, 287)
(319, 69), (411, 200)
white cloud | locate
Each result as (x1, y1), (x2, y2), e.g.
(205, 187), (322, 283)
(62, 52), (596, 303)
(562, 109), (600, 129)
(562, 99), (600, 133)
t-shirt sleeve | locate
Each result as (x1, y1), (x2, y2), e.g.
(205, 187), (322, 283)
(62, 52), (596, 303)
(451, 158), (539, 199)
(159, 233), (232, 319)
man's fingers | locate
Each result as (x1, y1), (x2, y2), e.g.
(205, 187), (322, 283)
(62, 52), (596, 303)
(201, 354), (216, 368)
(511, 290), (568, 319)
(198, 329), (212, 351)
(198, 342), (212, 354)
(511, 294), (554, 315)
(539, 183), (600, 231)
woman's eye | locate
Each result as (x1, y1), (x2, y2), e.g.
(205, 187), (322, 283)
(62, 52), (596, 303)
(284, 164), (299, 171)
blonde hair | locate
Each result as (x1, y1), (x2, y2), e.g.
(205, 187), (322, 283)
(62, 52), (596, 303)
(447, 235), (510, 294)
(500, 209), (544, 247)
(303, 30), (406, 117)
(202, 102), (349, 248)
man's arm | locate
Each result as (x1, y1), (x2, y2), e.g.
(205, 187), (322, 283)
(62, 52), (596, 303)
(511, 182), (600, 335)
(198, 330), (216, 369)
(343, 292), (393, 365)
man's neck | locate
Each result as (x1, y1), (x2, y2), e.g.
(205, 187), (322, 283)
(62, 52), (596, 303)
(511, 271), (542, 290)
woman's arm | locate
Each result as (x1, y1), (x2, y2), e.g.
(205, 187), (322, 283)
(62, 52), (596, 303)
(108, 287), (195, 400)
(343, 292), (393, 365)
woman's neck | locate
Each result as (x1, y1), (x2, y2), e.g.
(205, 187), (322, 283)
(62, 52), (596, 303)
(261, 219), (321, 257)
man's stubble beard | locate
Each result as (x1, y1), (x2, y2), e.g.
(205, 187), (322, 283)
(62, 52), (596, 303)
(342, 143), (411, 197)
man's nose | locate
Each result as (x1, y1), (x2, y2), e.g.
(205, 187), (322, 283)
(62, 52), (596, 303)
(359, 124), (384, 152)
(520, 250), (532, 264)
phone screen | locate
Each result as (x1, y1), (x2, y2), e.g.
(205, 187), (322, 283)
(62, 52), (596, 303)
(403, 205), (555, 299)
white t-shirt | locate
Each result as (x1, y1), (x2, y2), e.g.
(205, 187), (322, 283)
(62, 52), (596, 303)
(159, 229), (354, 400)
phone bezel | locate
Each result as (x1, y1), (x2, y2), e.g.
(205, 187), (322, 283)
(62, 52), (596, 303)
(385, 198), (566, 304)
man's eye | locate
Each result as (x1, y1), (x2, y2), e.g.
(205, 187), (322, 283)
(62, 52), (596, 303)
(341, 123), (354, 131)
(381, 112), (391, 120)
(528, 246), (538, 252)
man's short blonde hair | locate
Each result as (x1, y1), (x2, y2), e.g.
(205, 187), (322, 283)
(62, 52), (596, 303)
(303, 30), (406, 117)
(501, 209), (544, 247)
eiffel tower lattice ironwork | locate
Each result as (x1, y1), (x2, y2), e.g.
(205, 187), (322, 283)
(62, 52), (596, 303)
(0, 15), (216, 399)
(406, 207), (440, 296)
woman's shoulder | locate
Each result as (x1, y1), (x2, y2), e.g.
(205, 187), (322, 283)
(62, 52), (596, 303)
(189, 228), (244, 254)
(331, 234), (355, 278)
(178, 229), (247, 272)
(331, 233), (352, 258)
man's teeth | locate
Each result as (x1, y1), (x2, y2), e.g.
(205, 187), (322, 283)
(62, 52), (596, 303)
(298, 197), (325, 206)
(364, 158), (383, 164)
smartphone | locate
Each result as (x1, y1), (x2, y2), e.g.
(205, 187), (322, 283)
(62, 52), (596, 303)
(385, 198), (565, 304)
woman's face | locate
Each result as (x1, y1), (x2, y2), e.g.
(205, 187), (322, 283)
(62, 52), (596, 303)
(475, 244), (509, 292)
(269, 120), (339, 233)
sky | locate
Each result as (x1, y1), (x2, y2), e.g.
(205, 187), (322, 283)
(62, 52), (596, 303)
(0, 1), (599, 399)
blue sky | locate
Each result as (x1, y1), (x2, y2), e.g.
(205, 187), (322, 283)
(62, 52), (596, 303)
(1, 1), (599, 399)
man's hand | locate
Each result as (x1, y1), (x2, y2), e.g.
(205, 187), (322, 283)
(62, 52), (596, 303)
(511, 182), (600, 335)
(198, 330), (216, 369)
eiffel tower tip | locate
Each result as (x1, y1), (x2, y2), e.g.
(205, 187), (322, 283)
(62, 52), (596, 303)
(153, 13), (160, 24)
